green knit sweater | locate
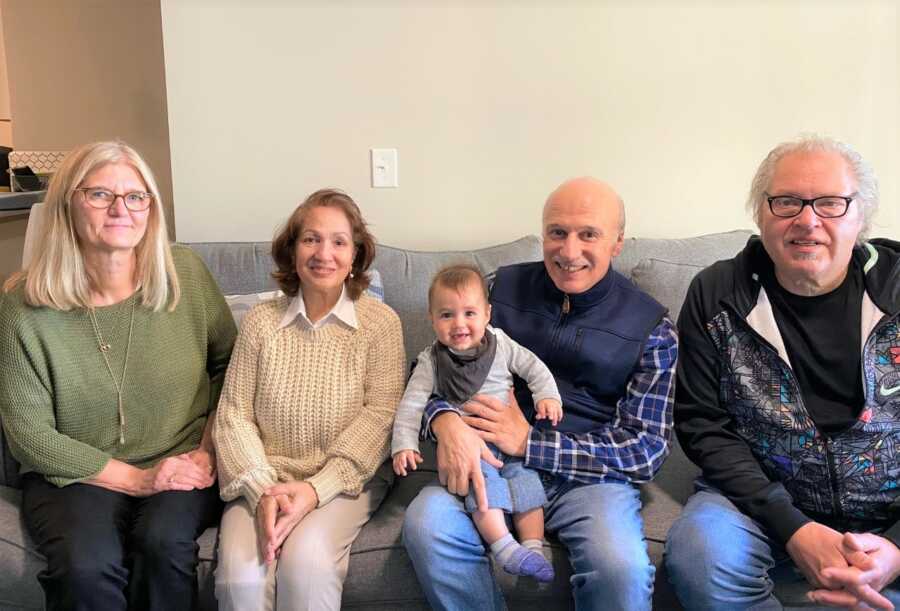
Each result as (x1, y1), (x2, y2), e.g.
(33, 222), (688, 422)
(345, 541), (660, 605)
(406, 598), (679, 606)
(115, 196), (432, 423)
(0, 245), (236, 487)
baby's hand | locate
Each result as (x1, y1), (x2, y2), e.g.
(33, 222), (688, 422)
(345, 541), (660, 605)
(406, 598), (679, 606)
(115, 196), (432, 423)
(392, 450), (423, 477)
(535, 399), (563, 426)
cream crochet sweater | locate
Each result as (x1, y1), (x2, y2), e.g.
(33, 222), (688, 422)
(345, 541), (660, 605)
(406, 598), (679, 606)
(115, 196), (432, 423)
(214, 293), (405, 511)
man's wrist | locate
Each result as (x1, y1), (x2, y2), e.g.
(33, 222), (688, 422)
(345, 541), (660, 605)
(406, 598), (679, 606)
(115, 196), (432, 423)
(515, 425), (531, 457)
(432, 411), (462, 439)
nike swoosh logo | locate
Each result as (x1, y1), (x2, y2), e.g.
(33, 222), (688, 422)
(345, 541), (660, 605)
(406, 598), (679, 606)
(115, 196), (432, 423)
(880, 382), (900, 397)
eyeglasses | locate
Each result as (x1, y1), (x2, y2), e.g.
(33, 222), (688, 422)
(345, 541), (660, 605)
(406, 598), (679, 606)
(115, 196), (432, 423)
(75, 187), (154, 212)
(765, 194), (854, 219)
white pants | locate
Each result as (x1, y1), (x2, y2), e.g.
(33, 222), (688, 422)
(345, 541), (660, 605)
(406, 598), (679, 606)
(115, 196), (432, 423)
(215, 473), (388, 611)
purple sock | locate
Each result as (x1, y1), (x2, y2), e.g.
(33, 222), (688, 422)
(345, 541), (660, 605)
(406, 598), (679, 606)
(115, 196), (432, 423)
(490, 534), (555, 583)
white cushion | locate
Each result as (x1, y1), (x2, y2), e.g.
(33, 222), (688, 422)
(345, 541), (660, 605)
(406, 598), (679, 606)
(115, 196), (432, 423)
(224, 290), (281, 327)
(21, 202), (47, 268)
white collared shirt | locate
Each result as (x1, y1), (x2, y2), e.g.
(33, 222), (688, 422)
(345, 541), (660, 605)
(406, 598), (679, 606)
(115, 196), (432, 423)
(278, 284), (358, 331)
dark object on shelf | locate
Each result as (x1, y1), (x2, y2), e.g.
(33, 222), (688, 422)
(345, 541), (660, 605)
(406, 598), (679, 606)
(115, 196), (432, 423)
(0, 146), (10, 188)
(10, 166), (44, 191)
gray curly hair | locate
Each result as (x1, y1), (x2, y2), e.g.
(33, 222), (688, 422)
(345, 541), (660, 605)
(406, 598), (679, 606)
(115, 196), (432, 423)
(746, 135), (879, 241)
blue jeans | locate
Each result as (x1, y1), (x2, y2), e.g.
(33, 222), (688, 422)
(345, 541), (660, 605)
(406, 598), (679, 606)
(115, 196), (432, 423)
(464, 448), (547, 514)
(403, 476), (653, 611)
(665, 486), (900, 610)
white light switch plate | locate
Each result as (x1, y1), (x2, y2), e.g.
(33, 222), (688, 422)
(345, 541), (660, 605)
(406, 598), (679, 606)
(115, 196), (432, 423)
(371, 148), (398, 188)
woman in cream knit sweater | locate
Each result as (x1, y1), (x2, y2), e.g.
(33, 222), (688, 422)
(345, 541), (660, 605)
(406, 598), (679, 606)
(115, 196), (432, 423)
(213, 189), (405, 611)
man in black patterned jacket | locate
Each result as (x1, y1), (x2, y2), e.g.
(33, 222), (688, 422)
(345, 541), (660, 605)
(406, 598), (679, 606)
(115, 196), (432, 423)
(666, 135), (900, 611)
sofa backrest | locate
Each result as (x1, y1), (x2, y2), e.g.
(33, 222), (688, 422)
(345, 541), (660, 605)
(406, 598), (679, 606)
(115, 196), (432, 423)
(189, 236), (545, 366)
(0, 230), (753, 489)
(189, 231), (754, 364)
(370, 237), (544, 364)
(613, 230), (752, 321)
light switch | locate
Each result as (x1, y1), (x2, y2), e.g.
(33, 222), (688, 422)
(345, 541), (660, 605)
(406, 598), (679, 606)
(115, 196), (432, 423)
(370, 148), (398, 188)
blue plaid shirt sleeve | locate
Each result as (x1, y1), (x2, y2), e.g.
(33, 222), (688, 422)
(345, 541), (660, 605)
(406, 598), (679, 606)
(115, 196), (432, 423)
(422, 396), (461, 440)
(524, 317), (678, 484)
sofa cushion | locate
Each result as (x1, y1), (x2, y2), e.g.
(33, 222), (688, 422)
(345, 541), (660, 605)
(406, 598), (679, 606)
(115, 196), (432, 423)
(613, 230), (753, 280)
(0, 486), (47, 609)
(639, 434), (701, 542)
(630, 258), (704, 321)
(0, 429), (20, 489)
(185, 242), (279, 295)
(224, 290), (281, 327)
(372, 236), (543, 366)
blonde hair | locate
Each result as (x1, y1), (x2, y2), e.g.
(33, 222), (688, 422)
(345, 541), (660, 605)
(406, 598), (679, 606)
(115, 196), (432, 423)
(3, 140), (180, 311)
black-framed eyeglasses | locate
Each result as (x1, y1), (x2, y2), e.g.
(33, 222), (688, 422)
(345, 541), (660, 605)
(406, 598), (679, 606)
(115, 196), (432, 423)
(74, 187), (154, 212)
(765, 193), (854, 219)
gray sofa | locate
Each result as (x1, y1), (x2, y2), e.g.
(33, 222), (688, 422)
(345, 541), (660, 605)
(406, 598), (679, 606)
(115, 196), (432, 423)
(1, 229), (823, 610)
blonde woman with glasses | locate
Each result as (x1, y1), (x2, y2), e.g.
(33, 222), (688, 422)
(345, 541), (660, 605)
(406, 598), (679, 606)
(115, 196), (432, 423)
(0, 141), (236, 611)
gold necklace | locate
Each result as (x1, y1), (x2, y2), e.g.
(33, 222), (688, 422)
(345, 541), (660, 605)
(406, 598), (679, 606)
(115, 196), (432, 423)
(88, 297), (136, 445)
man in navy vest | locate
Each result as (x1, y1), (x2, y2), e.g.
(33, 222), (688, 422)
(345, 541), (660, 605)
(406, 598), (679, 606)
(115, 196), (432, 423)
(402, 177), (679, 610)
(666, 136), (900, 610)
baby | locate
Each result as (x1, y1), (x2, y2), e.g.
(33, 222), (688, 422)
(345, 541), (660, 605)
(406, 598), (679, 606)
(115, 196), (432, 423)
(392, 264), (563, 583)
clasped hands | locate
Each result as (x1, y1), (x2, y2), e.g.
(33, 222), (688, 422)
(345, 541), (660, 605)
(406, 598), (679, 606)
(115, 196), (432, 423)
(255, 481), (319, 564)
(787, 522), (900, 610)
(138, 446), (217, 496)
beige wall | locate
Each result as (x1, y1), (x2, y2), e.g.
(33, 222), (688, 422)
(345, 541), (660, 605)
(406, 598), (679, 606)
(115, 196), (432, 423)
(162, 1), (897, 249)
(0, 2), (11, 147)
(0, 3), (17, 282)
(2, 0), (174, 244)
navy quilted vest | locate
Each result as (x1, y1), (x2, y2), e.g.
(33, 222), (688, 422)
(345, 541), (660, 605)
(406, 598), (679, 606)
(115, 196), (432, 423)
(490, 262), (665, 434)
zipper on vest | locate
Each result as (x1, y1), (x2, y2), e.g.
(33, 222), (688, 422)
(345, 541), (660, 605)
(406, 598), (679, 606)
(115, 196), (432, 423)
(551, 294), (570, 351)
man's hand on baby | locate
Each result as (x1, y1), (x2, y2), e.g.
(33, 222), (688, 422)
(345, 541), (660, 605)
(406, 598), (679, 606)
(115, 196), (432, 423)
(535, 399), (563, 426)
(392, 450), (423, 477)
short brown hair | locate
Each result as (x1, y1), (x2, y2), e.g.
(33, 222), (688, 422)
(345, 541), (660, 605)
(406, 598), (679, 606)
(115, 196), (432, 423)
(271, 189), (376, 299)
(428, 263), (488, 311)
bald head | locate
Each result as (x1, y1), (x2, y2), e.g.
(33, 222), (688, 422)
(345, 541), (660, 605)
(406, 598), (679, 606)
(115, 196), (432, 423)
(543, 177), (625, 235)
(541, 177), (626, 294)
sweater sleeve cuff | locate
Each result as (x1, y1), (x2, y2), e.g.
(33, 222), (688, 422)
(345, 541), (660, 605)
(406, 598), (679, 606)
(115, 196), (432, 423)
(43, 452), (113, 487)
(422, 401), (464, 441)
(391, 435), (420, 456)
(307, 461), (346, 507)
(524, 427), (559, 472)
(532, 391), (561, 404)
(767, 503), (812, 545)
(391, 414), (421, 454)
(239, 469), (279, 512)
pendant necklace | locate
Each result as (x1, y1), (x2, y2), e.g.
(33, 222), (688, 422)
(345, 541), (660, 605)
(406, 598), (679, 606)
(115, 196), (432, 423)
(88, 297), (136, 445)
